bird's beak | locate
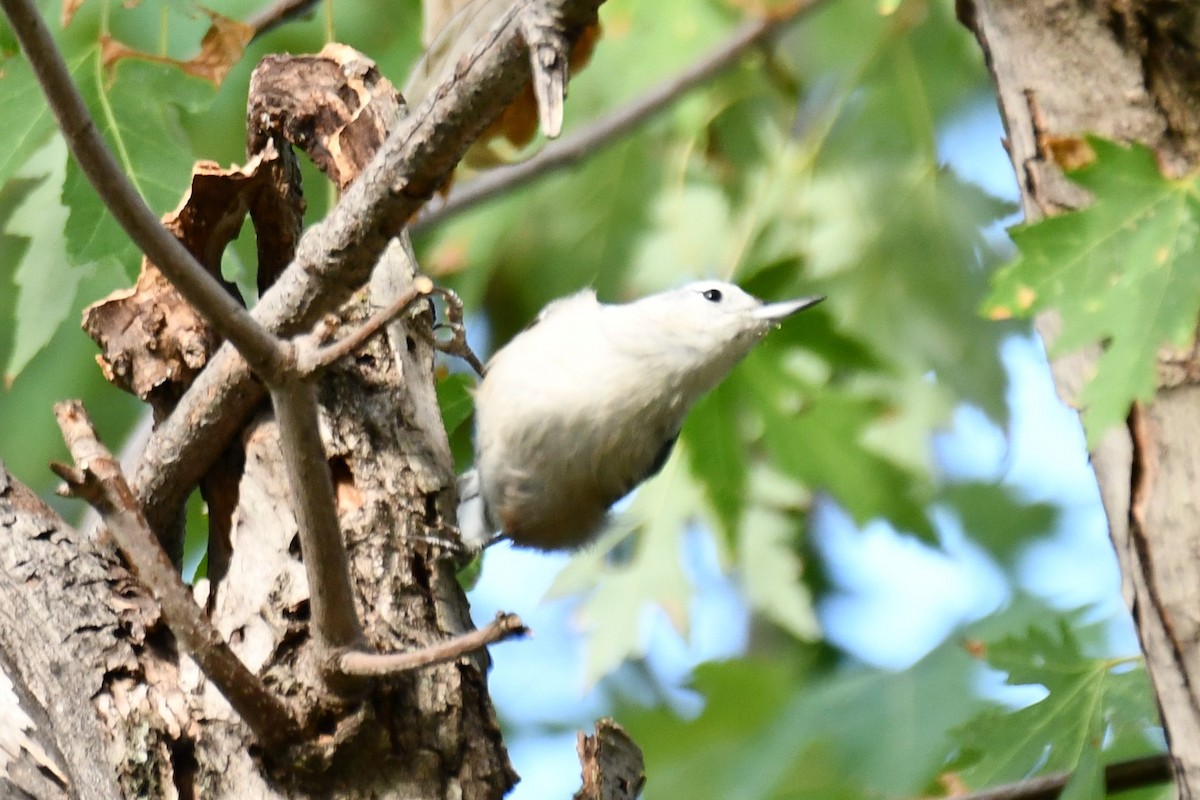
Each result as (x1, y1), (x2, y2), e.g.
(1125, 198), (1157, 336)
(752, 295), (824, 321)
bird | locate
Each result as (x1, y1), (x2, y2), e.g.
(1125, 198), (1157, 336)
(456, 280), (823, 551)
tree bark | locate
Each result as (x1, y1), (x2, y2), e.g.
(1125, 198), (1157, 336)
(959, 0), (1200, 794)
(189, 240), (515, 798)
(0, 271), (515, 798)
(0, 467), (128, 799)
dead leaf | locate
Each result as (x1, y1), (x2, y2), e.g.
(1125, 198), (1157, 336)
(99, 9), (254, 87)
(186, 10), (256, 85)
(245, 45), (403, 288)
(60, 0), (87, 28)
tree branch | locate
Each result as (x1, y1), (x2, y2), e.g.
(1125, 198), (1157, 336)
(335, 613), (528, 677)
(248, 0), (321, 40)
(267, 382), (363, 653)
(50, 401), (305, 752)
(130, 0), (606, 538)
(7, 0), (404, 661)
(297, 277), (436, 373)
(0, 0), (291, 384)
(952, 753), (1172, 800)
(413, 1), (820, 233)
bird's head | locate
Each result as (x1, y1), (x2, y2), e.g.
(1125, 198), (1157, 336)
(631, 280), (822, 373)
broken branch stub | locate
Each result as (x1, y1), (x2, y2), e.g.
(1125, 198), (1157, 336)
(574, 718), (646, 800)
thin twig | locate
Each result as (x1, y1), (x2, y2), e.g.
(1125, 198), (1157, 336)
(295, 279), (486, 376)
(336, 612), (528, 677)
(0, 0), (290, 384)
(50, 400), (305, 752)
(268, 381), (363, 653)
(412, 1), (821, 233)
(298, 277), (436, 373)
(247, 0), (321, 40)
(949, 752), (1172, 800)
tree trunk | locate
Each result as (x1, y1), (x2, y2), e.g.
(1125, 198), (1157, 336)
(0, 248), (516, 798)
(960, 0), (1200, 794)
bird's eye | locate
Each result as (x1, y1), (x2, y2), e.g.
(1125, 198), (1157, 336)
(702, 288), (723, 303)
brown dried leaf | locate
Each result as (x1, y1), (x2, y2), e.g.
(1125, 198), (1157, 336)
(84, 264), (219, 412)
(245, 45), (402, 288)
(186, 10), (255, 85)
(60, 0), (87, 28)
(246, 144), (304, 294)
(99, 9), (253, 87)
(83, 153), (272, 414)
(99, 35), (142, 71)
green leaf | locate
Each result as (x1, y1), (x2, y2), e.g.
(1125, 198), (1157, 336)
(1060, 745), (1103, 800)
(743, 277), (883, 375)
(939, 481), (1058, 568)
(436, 372), (476, 473)
(731, 140), (1016, 424)
(427, 133), (663, 336)
(0, 50), (64, 192)
(627, 181), (732, 290)
(742, 354), (935, 539)
(683, 378), (746, 539)
(620, 642), (987, 800)
(547, 446), (702, 685)
(818, 165), (1017, 423)
(986, 137), (1200, 443)
(736, 465), (819, 641)
(64, 56), (211, 275)
(2, 135), (92, 383)
(436, 372), (475, 432)
(953, 620), (1157, 792)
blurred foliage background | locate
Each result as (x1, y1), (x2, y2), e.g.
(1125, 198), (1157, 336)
(0, 0), (1168, 797)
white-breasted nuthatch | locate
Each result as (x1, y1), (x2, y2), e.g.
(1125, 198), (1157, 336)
(457, 281), (823, 551)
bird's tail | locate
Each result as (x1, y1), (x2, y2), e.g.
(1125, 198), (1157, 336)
(456, 468), (494, 551)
